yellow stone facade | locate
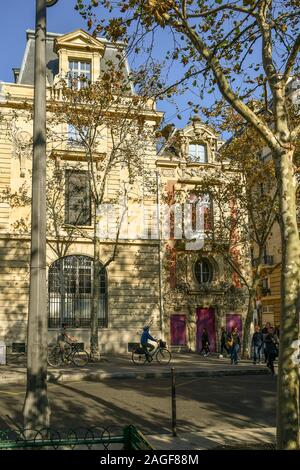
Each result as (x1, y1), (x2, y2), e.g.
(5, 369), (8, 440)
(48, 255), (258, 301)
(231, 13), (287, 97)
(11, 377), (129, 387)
(0, 29), (164, 353)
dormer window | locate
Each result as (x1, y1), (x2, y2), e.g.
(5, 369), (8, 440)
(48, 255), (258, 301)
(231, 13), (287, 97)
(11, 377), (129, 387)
(68, 60), (91, 90)
(189, 143), (207, 163)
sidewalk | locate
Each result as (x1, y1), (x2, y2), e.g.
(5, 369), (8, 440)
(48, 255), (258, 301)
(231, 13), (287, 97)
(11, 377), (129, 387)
(146, 426), (276, 450)
(0, 353), (271, 385)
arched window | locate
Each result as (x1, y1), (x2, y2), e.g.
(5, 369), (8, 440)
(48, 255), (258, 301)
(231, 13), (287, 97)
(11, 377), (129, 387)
(195, 258), (213, 284)
(48, 255), (107, 328)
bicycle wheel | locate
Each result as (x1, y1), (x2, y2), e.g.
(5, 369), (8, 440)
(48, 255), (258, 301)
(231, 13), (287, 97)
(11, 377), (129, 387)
(132, 349), (147, 365)
(47, 346), (62, 367)
(72, 350), (89, 367)
(156, 348), (171, 365)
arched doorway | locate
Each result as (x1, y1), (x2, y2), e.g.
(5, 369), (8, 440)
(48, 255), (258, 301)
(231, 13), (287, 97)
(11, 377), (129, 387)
(48, 255), (107, 328)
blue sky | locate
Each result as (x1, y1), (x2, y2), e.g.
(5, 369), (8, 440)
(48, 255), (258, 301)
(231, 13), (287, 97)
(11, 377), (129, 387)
(0, 0), (88, 83)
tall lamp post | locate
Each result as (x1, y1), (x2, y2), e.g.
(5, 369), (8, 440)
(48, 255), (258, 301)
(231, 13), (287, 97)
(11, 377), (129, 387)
(23, 0), (59, 433)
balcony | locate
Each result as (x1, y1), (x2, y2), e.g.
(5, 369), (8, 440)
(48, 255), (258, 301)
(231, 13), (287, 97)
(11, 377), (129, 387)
(252, 255), (274, 267)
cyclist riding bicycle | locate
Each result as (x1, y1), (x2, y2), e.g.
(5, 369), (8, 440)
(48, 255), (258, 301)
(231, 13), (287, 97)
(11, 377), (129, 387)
(140, 325), (157, 361)
(57, 323), (78, 362)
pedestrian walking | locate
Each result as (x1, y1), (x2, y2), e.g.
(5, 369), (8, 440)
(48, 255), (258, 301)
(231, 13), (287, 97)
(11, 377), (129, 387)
(265, 327), (279, 376)
(262, 322), (271, 363)
(227, 327), (240, 365)
(200, 328), (210, 356)
(251, 325), (263, 364)
(219, 326), (228, 358)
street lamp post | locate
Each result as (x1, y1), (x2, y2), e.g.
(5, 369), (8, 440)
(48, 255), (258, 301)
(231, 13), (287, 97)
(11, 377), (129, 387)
(23, 0), (59, 433)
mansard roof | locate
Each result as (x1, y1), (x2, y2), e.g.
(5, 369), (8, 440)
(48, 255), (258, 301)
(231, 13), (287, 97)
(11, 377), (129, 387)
(16, 29), (130, 86)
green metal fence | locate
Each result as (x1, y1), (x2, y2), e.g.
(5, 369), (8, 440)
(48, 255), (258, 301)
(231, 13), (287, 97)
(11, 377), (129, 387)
(0, 425), (153, 450)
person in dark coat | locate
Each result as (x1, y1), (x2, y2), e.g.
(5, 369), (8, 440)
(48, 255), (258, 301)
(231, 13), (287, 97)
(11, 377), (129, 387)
(228, 327), (241, 365)
(265, 327), (279, 375)
(262, 322), (271, 363)
(251, 325), (264, 364)
(200, 328), (210, 356)
(219, 326), (229, 357)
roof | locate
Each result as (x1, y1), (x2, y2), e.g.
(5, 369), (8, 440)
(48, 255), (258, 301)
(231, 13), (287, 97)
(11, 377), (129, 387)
(16, 29), (131, 87)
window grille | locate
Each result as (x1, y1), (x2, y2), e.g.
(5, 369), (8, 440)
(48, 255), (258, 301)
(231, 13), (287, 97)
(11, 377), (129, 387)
(48, 255), (107, 328)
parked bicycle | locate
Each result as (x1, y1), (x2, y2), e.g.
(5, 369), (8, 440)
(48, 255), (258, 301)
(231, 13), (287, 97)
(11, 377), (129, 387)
(47, 341), (89, 367)
(132, 339), (171, 365)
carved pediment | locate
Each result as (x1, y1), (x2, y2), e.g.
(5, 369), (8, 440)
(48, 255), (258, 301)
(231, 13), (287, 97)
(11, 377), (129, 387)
(55, 29), (105, 55)
(185, 126), (216, 141)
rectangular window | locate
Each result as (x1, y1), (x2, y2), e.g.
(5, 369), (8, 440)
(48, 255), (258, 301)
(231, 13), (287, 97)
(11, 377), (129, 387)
(261, 277), (271, 296)
(189, 144), (207, 163)
(190, 193), (212, 231)
(65, 169), (91, 226)
(68, 60), (91, 90)
(67, 124), (88, 146)
(200, 193), (212, 230)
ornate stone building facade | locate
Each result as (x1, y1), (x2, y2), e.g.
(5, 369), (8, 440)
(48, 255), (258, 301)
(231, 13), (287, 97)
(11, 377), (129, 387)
(157, 117), (249, 352)
(0, 29), (163, 353)
(0, 29), (250, 354)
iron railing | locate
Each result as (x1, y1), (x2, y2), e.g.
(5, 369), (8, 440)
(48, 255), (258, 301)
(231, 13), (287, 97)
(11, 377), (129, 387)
(0, 425), (153, 450)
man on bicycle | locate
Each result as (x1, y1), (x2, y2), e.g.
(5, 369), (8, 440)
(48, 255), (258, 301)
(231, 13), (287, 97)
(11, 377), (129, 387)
(57, 323), (78, 362)
(140, 325), (157, 361)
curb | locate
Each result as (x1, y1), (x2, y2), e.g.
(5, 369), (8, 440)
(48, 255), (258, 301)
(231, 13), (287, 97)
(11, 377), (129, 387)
(47, 367), (270, 383)
(0, 366), (270, 385)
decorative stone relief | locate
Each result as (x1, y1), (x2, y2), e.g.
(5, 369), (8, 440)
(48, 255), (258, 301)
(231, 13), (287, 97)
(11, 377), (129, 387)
(161, 169), (175, 177)
(13, 130), (32, 177)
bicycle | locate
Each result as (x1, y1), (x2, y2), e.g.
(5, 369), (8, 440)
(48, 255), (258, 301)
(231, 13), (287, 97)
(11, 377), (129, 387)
(47, 341), (89, 367)
(132, 339), (172, 365)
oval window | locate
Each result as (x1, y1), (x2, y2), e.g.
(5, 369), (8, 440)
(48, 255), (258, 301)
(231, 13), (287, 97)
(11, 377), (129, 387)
(195, 259), (213, 284)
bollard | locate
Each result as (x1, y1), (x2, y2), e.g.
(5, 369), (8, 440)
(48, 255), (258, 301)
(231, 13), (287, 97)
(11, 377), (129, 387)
(171, 367), (177, 437)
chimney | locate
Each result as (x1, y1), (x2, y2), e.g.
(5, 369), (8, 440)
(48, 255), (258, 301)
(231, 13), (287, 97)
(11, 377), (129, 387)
(12, 68), (20, 84)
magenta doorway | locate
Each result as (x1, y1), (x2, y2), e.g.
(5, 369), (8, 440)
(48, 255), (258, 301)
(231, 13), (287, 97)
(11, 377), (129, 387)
(226, 313), (243, 338)
(196, 308), (216, 352)
(171, 314), (187, 346)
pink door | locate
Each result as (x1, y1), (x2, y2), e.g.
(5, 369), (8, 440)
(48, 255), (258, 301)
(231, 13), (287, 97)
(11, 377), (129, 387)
(171, 314), (186, 346)
(226, 313), (242, 339)
(196, 308), (216, 352)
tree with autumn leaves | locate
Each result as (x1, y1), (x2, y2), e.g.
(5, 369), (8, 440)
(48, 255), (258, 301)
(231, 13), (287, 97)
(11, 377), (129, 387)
(214, 121), (280, 357)
(49, 63), (158, 359)
(161, 113), (279, 358)
(76, 0), (300, 449)
(1, 58), (159, 366)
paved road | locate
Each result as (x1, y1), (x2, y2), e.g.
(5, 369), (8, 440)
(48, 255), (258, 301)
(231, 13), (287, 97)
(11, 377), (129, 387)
(0, 375), (276, 438)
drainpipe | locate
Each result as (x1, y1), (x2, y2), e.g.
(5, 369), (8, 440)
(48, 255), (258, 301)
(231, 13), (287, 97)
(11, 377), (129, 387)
(156, 170), (165, 339)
